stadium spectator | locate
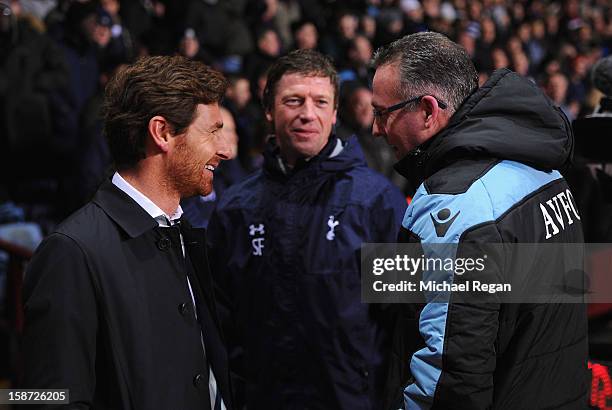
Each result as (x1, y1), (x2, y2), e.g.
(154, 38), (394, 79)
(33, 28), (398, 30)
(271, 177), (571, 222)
(568, 55), (612, 242)
(527, 19), (548, 68)
(568, 54), (590, 115)
(135, 0), (179, 57)
(545, 71), (575, 119)
(178, 28), (214, 65)
(4, 0), (608, 215)
(321, 11), (359, 64)
(224, 75), (267, 172)
(291, 19), (319, 51)
(96, 0), (134, 71)
(245, 27), (282, 86)
(0, 0), (70, 226)
(338, 34), (374, 86)
(336, 83), (404, 189)
(360, 13), (376, 41)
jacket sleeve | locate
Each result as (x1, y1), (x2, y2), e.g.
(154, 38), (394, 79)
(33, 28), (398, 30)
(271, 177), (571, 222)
(404, 231), (503, 410)
(22, 233), (98, 409)
(370, 185), (407, 243)
(207, 208), (246, 409)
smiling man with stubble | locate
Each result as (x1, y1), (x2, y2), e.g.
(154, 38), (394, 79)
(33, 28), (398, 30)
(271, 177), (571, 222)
(22, 56), (233, 410)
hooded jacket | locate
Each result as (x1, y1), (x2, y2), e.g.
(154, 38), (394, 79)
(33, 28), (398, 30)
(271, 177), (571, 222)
(207, 135), (406, 409)
(386, 69), (588, 409)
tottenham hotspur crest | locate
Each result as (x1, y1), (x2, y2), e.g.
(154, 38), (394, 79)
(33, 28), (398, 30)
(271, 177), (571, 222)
(326, 215), (339, 241)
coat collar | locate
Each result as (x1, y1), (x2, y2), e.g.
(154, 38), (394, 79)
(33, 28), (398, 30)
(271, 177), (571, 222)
(262, 134), (367, 180)
(92, 179), (159, 238)
(111, 172), (183, 223)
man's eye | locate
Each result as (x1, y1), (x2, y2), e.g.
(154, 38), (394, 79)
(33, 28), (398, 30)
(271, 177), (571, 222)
(285, 98), (301, 105)
(317, 100), (329, 106)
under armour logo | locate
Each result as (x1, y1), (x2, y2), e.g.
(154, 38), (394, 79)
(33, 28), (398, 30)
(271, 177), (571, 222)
(249, 224), (265, 256)
(249, 224), (265, 236)
(326, 215), (339, 241)
(430, 208), (460, 237)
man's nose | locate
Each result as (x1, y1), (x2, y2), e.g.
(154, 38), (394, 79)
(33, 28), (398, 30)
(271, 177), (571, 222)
(372, 119), (383, 137)
(299, 99), (316, 121)
(216, 134), (232, 161)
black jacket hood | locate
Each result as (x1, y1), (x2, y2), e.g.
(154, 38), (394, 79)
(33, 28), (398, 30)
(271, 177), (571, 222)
(395, 69), (575, 188)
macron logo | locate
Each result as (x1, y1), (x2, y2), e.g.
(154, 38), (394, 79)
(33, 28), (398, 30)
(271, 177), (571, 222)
(430, 208), (461, 237)
(540, 189), (581, 239)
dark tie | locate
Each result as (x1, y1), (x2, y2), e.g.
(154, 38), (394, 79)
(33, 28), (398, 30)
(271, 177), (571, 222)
(155, 218), (213, 409)
(176, 220), (223, 410)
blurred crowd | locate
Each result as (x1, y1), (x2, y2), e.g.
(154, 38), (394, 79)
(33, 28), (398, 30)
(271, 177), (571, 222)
(0, 0), (611, 232)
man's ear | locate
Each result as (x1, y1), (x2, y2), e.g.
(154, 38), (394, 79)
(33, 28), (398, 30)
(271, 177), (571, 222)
(148, 116), (172, 152)
(420, 96), (440, 129)
(265, 109), (273, 123)
(421, 96), (450, 133)
(332, 108), (338, 125)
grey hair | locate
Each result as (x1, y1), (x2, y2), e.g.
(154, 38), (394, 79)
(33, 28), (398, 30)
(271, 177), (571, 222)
(592, 55), (612, 97)
(372, 32), (478, 114)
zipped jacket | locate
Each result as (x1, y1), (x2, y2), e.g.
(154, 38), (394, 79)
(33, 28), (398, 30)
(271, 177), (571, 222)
(385, 69), (588, 410)
(208, 135), (406, 409)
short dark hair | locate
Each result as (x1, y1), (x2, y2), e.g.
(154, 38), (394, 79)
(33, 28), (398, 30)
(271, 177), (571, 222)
(593, 55), (612, 96)
(291, 19), (317, 35)
(372, 32), (478, 114)
(263, 49), (339, 111)
(102, 55), (227, 170)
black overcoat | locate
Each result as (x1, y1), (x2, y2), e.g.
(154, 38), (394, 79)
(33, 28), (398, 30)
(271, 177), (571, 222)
(22, 180), (232, 409)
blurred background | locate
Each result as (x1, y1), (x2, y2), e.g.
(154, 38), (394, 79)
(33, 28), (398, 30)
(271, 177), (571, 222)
(0, 0), (611, 408)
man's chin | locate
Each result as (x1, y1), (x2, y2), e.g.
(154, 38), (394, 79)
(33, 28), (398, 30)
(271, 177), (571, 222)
(180, 183), (212, 200)
(198, 186), (213, 198)
(294, 141), (328, 158)
(197, 175), (214, 197)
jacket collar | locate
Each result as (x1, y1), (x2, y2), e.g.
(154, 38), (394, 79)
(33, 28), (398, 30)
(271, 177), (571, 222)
(262, 134), (347, 179)
(393, 138), (436, 190)
(92, 179), (159, 238)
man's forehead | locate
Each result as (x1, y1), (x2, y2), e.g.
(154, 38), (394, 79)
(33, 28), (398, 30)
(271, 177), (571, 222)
(277, 73), (335, 93)
(193, 103), (223, 131)
(372, 63), (401, 104)
(373, 63), (400, 84)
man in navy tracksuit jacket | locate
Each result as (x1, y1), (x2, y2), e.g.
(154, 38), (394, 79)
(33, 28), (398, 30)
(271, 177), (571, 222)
(207, 50), (406, 409)
(371, 33), (588, 409)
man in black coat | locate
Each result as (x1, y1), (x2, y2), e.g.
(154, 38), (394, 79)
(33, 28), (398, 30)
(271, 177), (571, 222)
(22, 55), (233, 410)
